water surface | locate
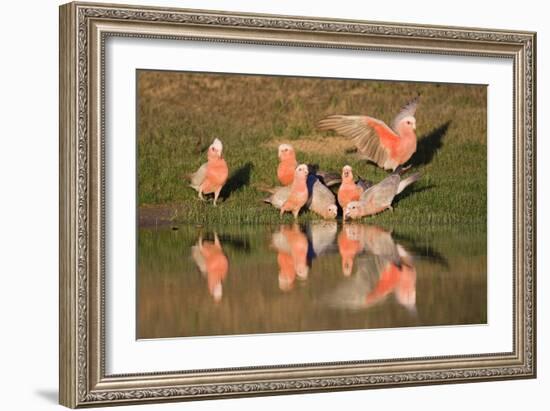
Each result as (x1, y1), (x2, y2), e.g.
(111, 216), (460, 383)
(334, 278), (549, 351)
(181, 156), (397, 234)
(137, 222), (486, 339)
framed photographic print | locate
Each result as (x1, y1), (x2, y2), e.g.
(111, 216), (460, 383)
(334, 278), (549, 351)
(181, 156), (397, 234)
(59, 1), (537, 408)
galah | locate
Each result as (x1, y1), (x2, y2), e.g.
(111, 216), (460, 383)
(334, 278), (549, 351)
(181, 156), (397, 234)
(277, 143), (341, 187)
(338, 165), (365, 212)
(189, 138), (229, 206)
(262, 174), (337, 220)
(190, 233), (229, 302)
(280, 164), (309, 219)
(307, 177), (338, 220)
(318, 96), (420, 171)
(344, 171), (420, 219)
(277, 143), (298, 186)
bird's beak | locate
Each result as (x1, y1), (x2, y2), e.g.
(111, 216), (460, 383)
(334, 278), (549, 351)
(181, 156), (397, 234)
(413, 124), (416, 130)
(344, 211), (351, 219)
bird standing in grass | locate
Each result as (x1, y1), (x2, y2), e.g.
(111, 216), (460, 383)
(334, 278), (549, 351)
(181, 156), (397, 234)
(188, 138), (228, 206)
(280, 164), (309, 219)
(262, 171), (337, 220)
(277, 143), (298, 186)
(317, 96), (420, 171)
(338, 165), (364, 212)
(344, 171), (420, 219)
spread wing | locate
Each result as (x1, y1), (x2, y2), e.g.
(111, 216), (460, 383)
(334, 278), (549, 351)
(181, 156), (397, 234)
(189, 163), (207, 190)
(317, 115), (400, 167)
(390, 95), (420, 132)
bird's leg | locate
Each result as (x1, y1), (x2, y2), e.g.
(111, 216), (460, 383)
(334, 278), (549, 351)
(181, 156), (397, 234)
(293, 209), (299, 220)
(388, 205), (394, 213)
(198, 185), (205, 201)
(213, 187), (222, 206)
(280, 208), (285, 218)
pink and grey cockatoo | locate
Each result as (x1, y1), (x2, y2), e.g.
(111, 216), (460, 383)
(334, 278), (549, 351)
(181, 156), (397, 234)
(344, 171), (420, 219)
(338, 165), (367, 211)
(277, 143), (298, 186)
(280, 164), (310, 219)
(277, 143), (340, 187)
(317, 96), (420, 171)
(188, 138), (229, 206)
(262, 175), (338, 219)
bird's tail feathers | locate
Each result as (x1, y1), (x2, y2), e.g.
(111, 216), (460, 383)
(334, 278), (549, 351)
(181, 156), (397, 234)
(254, 183), (277, 194)
(397, 172), (421, 195)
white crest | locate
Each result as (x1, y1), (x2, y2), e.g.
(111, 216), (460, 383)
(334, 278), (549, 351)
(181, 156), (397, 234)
(211, 138), (223, 153)
(278, 143), (293, 154)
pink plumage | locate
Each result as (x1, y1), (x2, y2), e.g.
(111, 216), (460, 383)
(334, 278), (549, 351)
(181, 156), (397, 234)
(189, 138), (229, 206)
(280, 164), (309, 219)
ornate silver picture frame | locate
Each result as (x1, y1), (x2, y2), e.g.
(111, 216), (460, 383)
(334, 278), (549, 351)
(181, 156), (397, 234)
(59, 1), (536, 408)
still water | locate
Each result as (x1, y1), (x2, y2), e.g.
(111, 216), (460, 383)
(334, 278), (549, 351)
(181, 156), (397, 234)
(137, 222), (486, 339)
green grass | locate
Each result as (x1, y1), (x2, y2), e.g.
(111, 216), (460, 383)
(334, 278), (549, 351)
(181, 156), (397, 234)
(137, 70), (487, 226)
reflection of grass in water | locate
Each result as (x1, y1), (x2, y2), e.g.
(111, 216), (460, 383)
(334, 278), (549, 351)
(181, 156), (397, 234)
(138, 71), (487, 226)
(137, 223), (486, 338)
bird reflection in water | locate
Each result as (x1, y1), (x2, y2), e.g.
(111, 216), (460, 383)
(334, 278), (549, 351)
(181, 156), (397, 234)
(271, 224), (309, 291)
(337, 224), (363, 276)
(331, 224), (417, 312)
(191, 233), (229, 302)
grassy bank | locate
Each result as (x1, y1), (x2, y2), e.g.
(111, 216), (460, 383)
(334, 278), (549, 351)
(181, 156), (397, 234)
(137, 70), (487, 226)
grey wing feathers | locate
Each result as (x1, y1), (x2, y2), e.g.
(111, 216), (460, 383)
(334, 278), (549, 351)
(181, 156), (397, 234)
(264, 186), (291, 209)
(189, 163), (207, 190)
(396, 172), (420, 195)
(317, 115), (390, 167)
(390, 95), (420, 132)
(310, 180), (336, 214)
(360, 174), (400, 205)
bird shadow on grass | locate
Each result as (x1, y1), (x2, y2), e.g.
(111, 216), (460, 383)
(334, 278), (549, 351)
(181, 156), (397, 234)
(409, 121), (452, 167)
(220, 162), (254, 201)
(393, 183), (436, 208)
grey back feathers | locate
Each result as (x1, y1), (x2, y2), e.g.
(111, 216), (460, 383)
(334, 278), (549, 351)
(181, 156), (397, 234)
(360, 174), (400, 206)
(190, 163), (207, 190)
(309, 180), (336, 215)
